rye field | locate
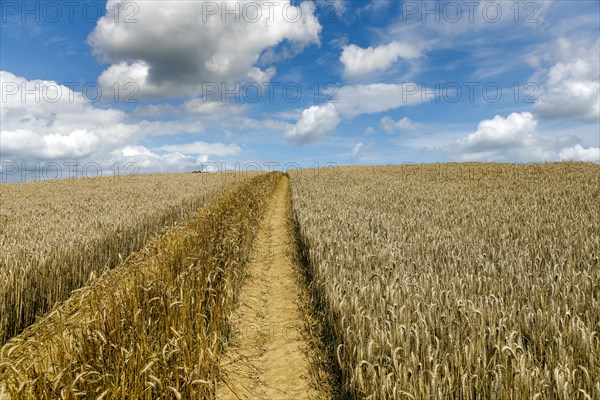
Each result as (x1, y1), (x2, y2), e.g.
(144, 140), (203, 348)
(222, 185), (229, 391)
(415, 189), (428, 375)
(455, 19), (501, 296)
(0, 163), (598, 399)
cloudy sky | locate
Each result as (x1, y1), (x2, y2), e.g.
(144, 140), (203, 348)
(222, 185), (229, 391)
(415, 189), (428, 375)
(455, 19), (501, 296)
(1, 0), (599, 179)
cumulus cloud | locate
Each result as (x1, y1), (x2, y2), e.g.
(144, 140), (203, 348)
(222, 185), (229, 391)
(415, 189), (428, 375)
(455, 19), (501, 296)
(454, 112), (598, 162)
(381, 116), (417, 133)
(458, 112), (538, 151)
(336, 83), (431, 116)
(110, 141), (243, 173)
(0, 71), (136, 160)
(89, 0), (321, 99)
(284, 103), (340, 144)
(340, 41), (421, 78)
(109, 145), (210, 172)
(558, 145), (600, 162)
(534, 38), (600, 122)
(0, 71), (244, 173)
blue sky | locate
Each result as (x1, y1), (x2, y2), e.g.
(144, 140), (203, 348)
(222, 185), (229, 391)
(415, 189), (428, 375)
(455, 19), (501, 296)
(1, 0), (599, 179)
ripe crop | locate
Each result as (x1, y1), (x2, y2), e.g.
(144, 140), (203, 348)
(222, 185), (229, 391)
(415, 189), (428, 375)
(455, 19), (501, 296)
(290, 163), (599, 399)
(0, 172), (278, 398)
(0, 173), (249, 342)
(2, 163), (598, 399)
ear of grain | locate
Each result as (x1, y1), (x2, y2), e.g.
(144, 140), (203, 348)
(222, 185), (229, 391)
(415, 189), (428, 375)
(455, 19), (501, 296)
(0, 172), (252, 343)
(0, 172), (279, 399)
(290, 162), (599, 399)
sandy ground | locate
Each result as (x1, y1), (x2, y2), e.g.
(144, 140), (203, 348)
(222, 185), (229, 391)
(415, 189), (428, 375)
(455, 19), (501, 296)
(217, 176), (328, 400)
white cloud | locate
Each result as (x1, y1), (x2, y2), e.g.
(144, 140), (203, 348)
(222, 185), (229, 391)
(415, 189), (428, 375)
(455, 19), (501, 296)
(458, 112), (538, 151)
(131, 99), (246, 120)
(110, 145), (209, 172)
(131, 103), (178, 118)
(558, 145), (600, 162)
(90, 1), (321, 99)
(284, 103), (340, 145)
(381, 116), (416, 133)
(110, 141), (243, 173)
(250, 117), (291, 131)
(340, 41), (421, 78)
(454, 112), (598, 162)
(0, 71), (136, 160)
(526, 54), (541, 69)
(135, 120), (205, 137)
(336, 83), (431, 116)
(0, 71), (243, 173)
(364, 126), (375, 135)
(183, 99), (246, 115)
(246, 66), (277, 86)
(389, 1), (553, 42)
(159, 141), (241, 156)
(351, 142), (364, 161)
(534, 38), (600, 123)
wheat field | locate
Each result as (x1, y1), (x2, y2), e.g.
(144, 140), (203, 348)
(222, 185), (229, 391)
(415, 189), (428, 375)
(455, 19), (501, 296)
(0, 172), (278, 398)
(1, 163), (598, 399)
(290, 163), (599, 399)
(0, 173), (249, 342)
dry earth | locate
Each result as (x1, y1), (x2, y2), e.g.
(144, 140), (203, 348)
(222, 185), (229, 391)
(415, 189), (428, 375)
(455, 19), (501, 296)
(218, 176), (330, 400)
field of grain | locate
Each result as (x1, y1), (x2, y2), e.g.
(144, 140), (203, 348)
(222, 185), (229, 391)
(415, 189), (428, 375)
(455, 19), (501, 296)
(291, 163), (599, 399)
(0, 172), (250, 342)
(0, 172), (278, 399)
(1, 163), (598, 399)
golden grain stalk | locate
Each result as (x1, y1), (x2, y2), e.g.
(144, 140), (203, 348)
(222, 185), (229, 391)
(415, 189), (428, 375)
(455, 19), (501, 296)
(290, 163), (599, 399)
(0, 172), (279, 399)
(0, 172), (252, 343)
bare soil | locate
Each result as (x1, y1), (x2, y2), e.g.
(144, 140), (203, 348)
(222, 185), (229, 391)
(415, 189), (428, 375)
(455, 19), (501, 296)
(217, 176), (331, 400)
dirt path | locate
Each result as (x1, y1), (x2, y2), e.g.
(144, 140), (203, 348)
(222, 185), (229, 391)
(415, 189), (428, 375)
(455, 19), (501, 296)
(218, 176), (327, 400)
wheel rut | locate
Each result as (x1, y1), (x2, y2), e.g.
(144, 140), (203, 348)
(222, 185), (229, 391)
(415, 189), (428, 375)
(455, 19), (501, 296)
(218, 175), (328, 400)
